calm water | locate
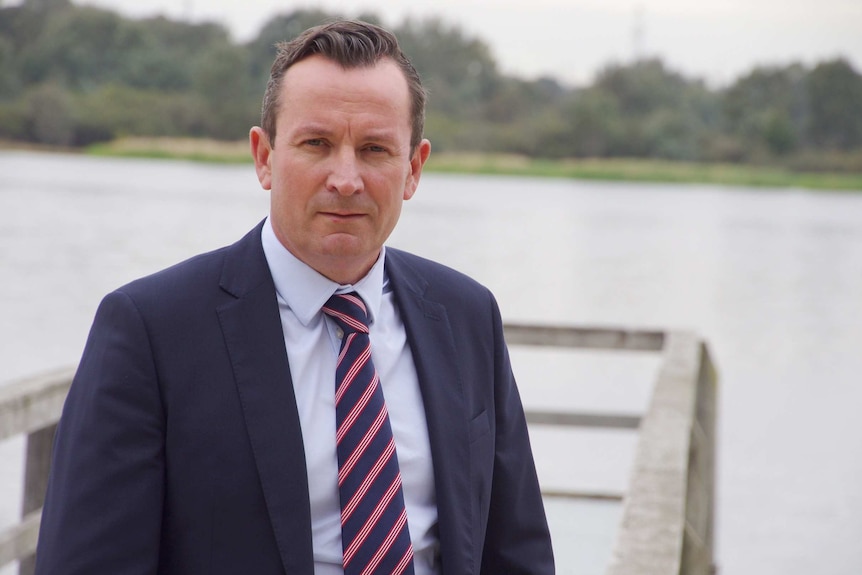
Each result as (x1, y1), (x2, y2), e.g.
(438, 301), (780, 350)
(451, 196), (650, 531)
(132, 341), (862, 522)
(2, 150), (862, 574)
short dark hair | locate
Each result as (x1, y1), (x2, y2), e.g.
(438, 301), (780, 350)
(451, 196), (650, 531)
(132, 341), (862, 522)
(260, 20), (426, 151)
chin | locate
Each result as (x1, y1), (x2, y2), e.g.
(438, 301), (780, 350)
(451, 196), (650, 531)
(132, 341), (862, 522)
(317, 238), (372, 260)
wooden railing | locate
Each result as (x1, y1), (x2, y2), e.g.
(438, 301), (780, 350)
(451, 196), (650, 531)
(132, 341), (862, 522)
(504, 325), (718, 575)
(0, 367), (74, 575)
(0, 325), (717, 575)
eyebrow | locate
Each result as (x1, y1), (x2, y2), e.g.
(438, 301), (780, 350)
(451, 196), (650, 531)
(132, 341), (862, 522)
(290, 123), (402, 145)
(289, 123), (335, 140)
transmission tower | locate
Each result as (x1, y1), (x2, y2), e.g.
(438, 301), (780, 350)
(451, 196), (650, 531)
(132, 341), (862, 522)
(632, 3), (645, 62)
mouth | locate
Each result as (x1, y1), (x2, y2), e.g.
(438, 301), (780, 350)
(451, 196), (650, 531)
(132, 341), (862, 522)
(320, 211), (366, 221)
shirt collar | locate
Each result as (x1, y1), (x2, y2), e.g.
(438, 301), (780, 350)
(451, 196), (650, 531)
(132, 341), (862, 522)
(260, 217), (385, 327)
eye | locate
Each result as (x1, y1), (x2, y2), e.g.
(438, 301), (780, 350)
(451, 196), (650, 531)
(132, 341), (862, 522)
(365, 144), (387, 153)
(305, 138), (325, 147)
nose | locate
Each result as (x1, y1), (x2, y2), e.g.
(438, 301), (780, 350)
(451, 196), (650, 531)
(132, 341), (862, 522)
(326, 148), (363, 196)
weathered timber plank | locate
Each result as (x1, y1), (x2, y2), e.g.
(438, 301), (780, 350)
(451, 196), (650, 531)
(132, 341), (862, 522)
(541, 488), (624, 502)
(0, 368), (73, 441)
(503, 324), (665, 352)
(525, 409), (641, 430)
(0, 511), (40, 569)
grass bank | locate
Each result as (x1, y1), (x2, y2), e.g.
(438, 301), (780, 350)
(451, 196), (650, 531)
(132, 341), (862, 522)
(86, 137), (251, 164)
(428, 153), (862, 191)
(85, 138), (862, 191)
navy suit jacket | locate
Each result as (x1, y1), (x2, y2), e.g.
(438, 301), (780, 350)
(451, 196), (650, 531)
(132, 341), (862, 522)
(35, 222), (554, 574)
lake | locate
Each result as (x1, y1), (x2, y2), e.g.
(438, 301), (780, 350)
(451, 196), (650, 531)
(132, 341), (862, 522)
(2, 150), (862, 574)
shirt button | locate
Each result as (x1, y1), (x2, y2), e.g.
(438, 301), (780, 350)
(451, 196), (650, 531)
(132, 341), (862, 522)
(336, 327), (344, 339)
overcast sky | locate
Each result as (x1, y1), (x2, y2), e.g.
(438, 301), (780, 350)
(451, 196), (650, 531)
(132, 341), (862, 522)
(69, 0), (862, 87)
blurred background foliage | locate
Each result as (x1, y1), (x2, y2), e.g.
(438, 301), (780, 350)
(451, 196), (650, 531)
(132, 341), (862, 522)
(1, 0), (861, 171)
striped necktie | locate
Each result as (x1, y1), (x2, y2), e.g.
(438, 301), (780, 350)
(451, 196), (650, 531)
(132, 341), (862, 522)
(322, 292), (415, 575)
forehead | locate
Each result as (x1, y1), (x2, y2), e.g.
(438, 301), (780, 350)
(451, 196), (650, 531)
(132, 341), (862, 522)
(277, 55), (411, 131)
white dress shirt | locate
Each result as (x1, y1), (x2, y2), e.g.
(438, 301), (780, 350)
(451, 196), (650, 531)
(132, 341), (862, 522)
(261, 219), (440, 575)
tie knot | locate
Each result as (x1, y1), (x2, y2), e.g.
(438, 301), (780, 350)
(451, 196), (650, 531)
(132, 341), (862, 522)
(322, 291), (370, 335)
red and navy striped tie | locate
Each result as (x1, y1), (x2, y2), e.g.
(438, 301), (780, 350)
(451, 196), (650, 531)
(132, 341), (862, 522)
(322, 292), (415, 575)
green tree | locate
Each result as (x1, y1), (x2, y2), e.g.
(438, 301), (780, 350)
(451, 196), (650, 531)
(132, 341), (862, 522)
(722, 64), (807, 158)
(22, 0), (71, 9)
(17, 5), (125, 89)
(0, 36), (17, 97)
(396, 17), (500, 150)
(562, 87), (625, 157)
(27, 82), (74, 145)
(246, 9), (335, 90)
(192, 43), (258, 139)
(74, 84), (205, 141)
(579, 59), (718, 159)
(2, 0), (861, 165)
(807, 58), (862, 150)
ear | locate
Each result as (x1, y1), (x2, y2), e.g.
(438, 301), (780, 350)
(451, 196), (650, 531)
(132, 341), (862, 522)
(249, 127), (273, 190)
(403, 138), (431, 201)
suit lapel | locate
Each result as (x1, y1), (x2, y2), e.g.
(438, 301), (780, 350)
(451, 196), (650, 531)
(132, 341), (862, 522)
(216, 223), (314, 573)
(386, 249), (474, 575)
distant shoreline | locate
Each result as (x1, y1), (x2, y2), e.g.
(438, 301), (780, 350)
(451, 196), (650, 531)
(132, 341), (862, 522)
(5, 138), (862, 191)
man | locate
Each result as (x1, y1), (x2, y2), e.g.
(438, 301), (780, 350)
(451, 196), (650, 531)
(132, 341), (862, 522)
(35, 20), (554, 575)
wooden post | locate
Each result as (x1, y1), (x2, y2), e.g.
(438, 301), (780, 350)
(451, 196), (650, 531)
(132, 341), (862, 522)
(604, 332), (718, 575)
(686, 342), (718, 575)
(0, 368), (71, 573)
(18, 424), (56, 575)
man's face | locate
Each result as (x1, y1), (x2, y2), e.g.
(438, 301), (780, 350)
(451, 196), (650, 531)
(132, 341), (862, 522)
(250, 55), (431, 284)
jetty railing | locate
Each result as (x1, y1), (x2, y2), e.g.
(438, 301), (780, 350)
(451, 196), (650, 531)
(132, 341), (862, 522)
(0, 325), (717, 575)
(503, 325), (718, 575)
(0, 367), (73, 575)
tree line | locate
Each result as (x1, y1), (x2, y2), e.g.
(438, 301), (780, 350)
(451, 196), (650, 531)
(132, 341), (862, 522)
(2, 0), (861, 170)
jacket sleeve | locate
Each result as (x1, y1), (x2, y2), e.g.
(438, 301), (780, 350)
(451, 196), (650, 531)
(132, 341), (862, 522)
(35, 289), (165, 574)
(480, 293), (555, 574)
